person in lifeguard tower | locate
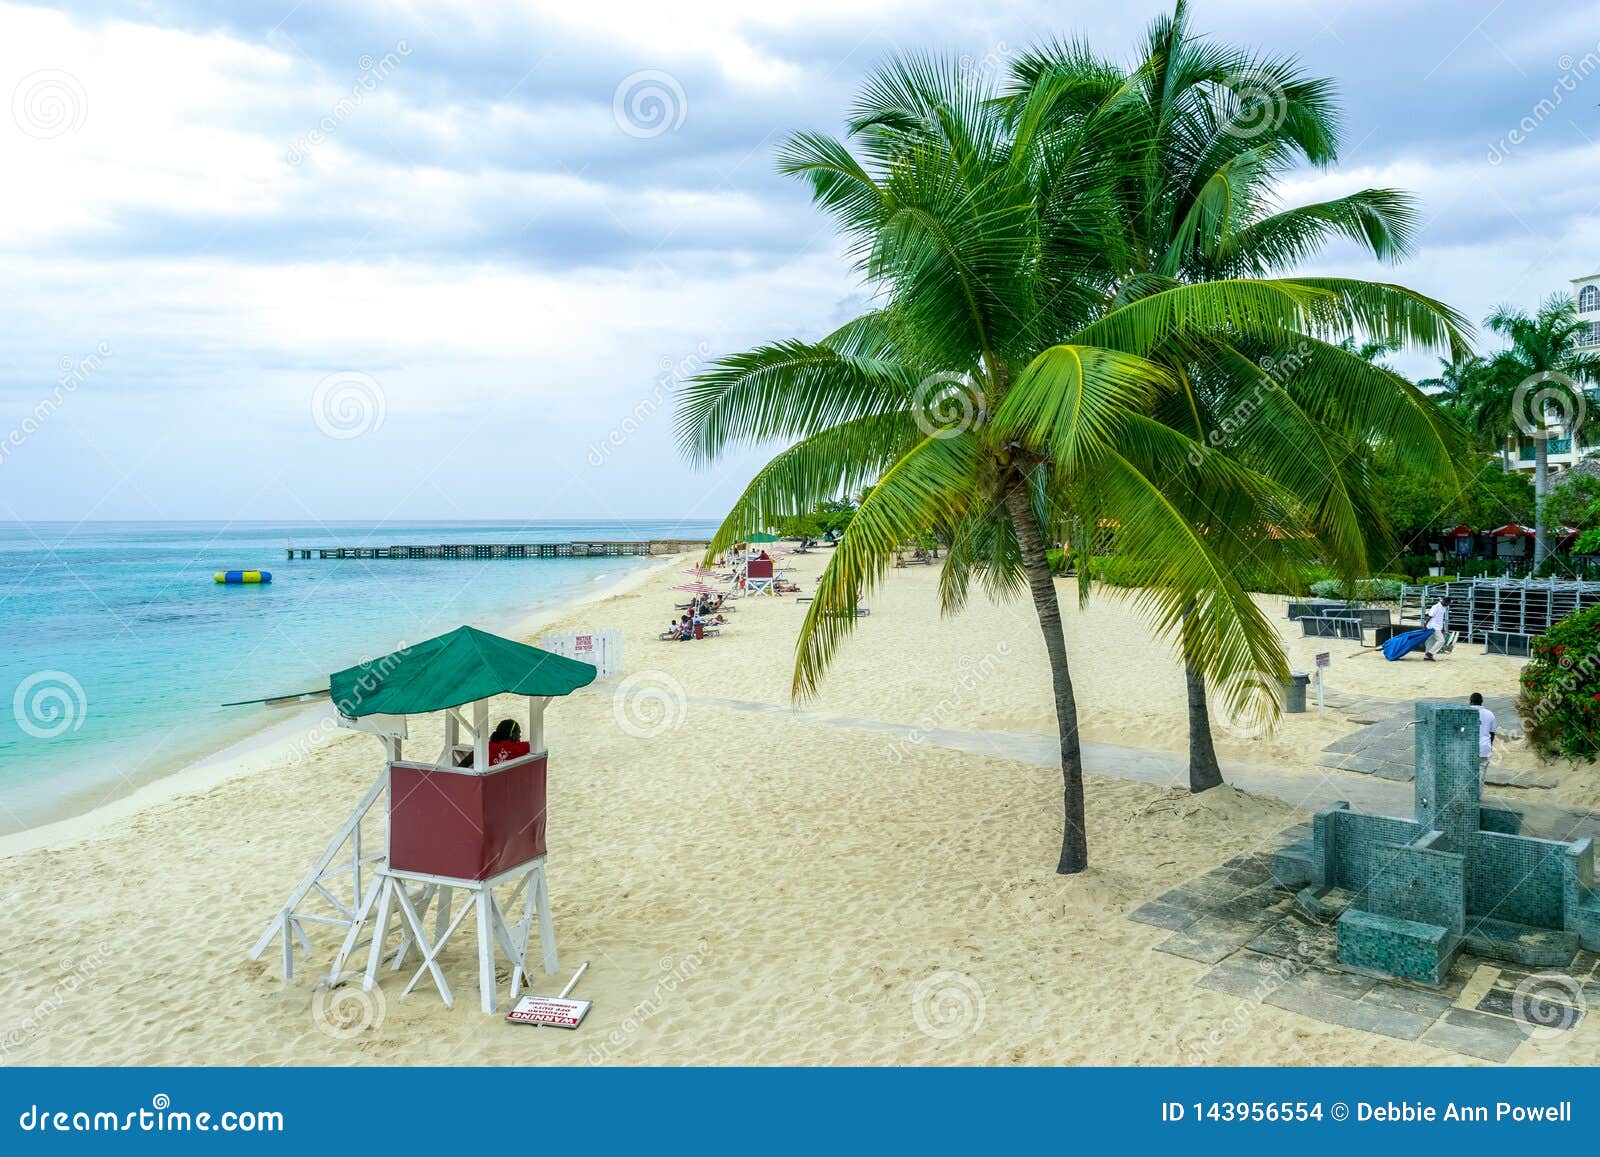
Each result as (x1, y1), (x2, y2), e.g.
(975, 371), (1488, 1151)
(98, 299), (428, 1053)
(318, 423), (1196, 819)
(460, 719), (527, 768)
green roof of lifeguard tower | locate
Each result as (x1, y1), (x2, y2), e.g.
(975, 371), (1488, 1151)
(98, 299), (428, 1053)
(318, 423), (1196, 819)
(330, 625), (597, 717)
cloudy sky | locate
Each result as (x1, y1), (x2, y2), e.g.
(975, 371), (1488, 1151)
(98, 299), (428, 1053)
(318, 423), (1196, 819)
(2, 0), (1598, 524)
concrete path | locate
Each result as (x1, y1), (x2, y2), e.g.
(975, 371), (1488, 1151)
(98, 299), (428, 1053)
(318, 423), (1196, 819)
(686, 693), (1600, 844)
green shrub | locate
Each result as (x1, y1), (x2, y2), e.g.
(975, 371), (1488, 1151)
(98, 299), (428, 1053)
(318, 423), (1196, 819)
(1519, 603), (1600, 761)
(1308, 577), (1403, 601)
(1045, 548), (1069, 576)
(1085, 556), (1161, 587)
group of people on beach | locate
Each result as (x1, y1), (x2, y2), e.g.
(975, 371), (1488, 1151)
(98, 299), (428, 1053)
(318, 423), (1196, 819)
(664, 592), (729, 641)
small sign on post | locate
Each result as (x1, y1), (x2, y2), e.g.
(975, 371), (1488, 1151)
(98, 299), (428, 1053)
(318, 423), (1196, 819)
(1314, 652), (1329, 713)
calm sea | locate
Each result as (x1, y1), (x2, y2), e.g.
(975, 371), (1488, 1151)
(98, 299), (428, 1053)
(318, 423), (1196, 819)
(0, 519), (718, 832)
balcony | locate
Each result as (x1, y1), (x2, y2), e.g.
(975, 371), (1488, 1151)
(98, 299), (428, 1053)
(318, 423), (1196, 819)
(1519, 438), (1574, 461)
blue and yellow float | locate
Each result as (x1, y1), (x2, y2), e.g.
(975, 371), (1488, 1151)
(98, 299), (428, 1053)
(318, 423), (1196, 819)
(215, 570), (272, 584)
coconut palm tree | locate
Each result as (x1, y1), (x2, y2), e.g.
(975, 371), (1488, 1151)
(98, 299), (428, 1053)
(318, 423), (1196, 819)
(1008, 1), (1469, 792)
(677, 53), (1464, 874)
(1419, 355), (1508, 467)
(1483, 295), (1600, 565)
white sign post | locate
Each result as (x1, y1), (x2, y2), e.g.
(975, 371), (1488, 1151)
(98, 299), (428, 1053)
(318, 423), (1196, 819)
(1314, 651), (1330, 713)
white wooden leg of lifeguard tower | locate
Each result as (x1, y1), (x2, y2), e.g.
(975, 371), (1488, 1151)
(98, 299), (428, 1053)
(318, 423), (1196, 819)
(474, 889), (498, 1014)
(326, 868), (386, 981)
(391, 878), (458, 1006)
(533, 861), (558, 976)
(362, 874), (402, 994)
(250, 765), (388, 979)
(401, 891), (473, 1006)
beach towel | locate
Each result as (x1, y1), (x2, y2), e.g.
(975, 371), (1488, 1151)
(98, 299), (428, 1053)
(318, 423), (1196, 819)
(1382, 627), (1433, 661)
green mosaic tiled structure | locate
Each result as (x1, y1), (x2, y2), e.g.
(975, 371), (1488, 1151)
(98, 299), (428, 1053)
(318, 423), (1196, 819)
(1277, 702), (1600, 987)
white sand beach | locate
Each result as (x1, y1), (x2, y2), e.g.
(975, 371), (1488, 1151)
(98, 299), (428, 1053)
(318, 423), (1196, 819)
(1, 550), (1594, 1066)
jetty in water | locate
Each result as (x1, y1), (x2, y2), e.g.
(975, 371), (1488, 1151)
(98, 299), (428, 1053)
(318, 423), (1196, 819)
(286, 539), (709, 560)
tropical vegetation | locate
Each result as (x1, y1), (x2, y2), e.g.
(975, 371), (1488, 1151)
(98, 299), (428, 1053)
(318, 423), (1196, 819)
(677, 2), (1466, 873)
(1520, 602), (1600, 761)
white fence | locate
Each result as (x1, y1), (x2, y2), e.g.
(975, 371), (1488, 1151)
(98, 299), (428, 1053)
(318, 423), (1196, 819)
(539, 628), (621, 678)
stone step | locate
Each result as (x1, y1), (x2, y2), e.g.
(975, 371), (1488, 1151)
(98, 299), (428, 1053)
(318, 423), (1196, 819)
(1295, 885), (1357, 922)
(1462, 917), (1578, 968)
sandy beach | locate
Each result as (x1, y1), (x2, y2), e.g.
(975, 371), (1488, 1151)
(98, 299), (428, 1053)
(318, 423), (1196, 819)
(1, 549), (1594, 1066)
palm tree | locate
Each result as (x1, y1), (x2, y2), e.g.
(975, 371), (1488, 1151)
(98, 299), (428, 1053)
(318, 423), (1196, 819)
(1419, 354), (1494, 445)
(1009, 2), (1469, 792)
(1484, 295), (1600, 565)
(678, 53), (1464, 874)
(1419, 355), (1510, 468)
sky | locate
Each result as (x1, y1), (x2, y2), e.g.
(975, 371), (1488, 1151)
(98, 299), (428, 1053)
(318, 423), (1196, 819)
(2, 0), (1599, 524)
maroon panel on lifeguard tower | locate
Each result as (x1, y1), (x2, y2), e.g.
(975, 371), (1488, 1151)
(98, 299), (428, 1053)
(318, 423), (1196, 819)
(746, 558), (774, 579)
(388, 754), (547, 881)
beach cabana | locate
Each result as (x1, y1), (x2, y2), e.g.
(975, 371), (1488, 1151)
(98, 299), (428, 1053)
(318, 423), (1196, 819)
(1441, 524), (1477, 558)
(249, 626), (597, 1013)
(1488, 523), (1535, 561)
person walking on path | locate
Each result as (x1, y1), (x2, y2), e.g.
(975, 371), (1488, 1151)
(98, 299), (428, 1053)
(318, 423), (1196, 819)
(1424, 596), (1450, 661)
(1470, 692), (1496, 780)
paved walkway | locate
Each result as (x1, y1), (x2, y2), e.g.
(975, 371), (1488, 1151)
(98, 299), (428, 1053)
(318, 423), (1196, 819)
(1316, 690), (1557, 789)
(685, 693), (1600, 844)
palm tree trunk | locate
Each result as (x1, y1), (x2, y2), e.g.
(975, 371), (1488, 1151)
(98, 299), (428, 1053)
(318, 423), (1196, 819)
(1535, 438), (1550, 567)
(1005, 487), (1088, 874)
(1184, 655), (1225, 793)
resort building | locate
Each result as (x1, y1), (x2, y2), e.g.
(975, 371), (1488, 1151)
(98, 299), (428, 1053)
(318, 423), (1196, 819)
(1496, 271), (1600, 476)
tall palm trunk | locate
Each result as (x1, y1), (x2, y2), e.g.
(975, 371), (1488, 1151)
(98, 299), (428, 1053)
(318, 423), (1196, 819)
(1534, 436), (1550, 567)
(1005, 486), (1088, 874)
(1183, 649), (1224, 794)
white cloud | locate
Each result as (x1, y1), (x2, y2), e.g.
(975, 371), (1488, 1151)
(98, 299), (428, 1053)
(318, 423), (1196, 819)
(2, 0), (1599, 519)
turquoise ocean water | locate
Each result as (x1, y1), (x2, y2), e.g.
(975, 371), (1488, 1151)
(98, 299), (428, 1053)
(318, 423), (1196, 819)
(0, 519), (718, 832)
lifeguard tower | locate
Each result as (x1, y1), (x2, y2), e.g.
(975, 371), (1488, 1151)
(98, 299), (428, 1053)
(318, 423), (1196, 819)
(249, 626), (597, 1013)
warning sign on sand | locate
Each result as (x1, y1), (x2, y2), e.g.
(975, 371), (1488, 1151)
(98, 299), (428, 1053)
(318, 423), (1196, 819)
(506, 995), (591, 1029)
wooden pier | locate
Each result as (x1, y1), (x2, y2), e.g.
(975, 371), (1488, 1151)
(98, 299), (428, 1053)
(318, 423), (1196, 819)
(285, 539), (708, 561)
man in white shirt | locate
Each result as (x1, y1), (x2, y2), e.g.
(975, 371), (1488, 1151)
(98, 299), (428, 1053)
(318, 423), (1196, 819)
(1470, 692), (1496, 779)
(1423, 596), (1450, 661)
